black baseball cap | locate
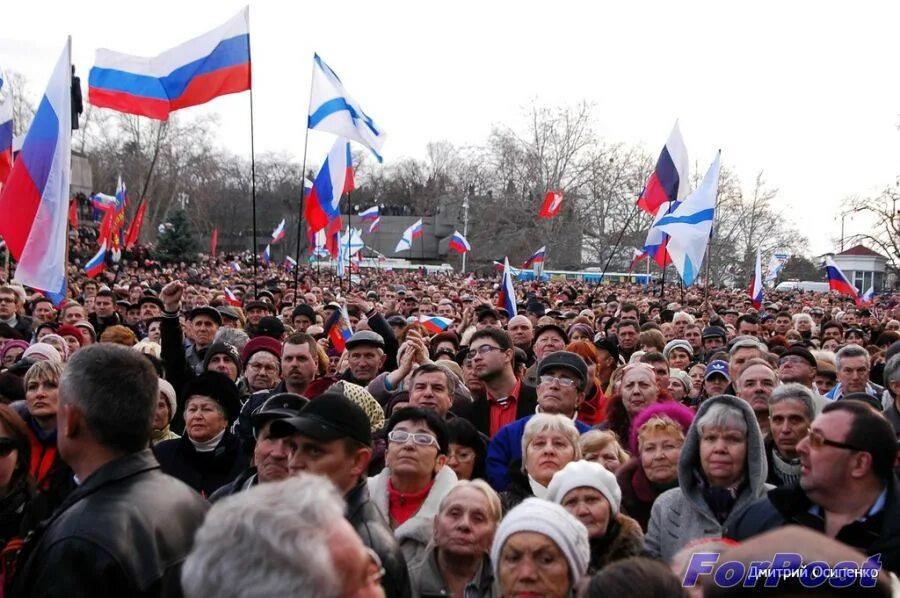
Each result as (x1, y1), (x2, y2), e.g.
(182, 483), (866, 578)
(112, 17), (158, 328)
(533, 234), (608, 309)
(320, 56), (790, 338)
(537, 351), (588, 384)
(269, 390), (373, 446)
(251, 393), (309, 434)
(255, 316), (285, 339)
(189, 306), (222, 325)
(593, 338), (620, 363)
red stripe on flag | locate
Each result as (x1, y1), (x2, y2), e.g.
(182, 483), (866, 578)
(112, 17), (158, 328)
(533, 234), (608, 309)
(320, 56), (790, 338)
(88, 87), (171, 120)
(169, 63), (252, 111)
(0, 165), (44, 256)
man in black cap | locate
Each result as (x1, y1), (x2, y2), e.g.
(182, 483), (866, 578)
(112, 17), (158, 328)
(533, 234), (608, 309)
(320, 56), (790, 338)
(253, 315), (285, 341)
(243, 300), (274, 335)
(270, 391), (412, 598)
(486, 351), (593, 490)
(701, 325), (727, 358)
(342, 330), (387, 387)
(159, 281), (221, 375)
(475, 307), (502, 330)
(215, 305), (241, 329)
(137, 295), (163, 338)
(593, 338), (620, 396)
(291, 303), (316, 333)
(210, 393), (308, 502)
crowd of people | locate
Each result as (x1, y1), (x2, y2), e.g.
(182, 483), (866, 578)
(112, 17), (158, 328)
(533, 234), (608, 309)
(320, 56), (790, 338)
(0, 257), (898, 597)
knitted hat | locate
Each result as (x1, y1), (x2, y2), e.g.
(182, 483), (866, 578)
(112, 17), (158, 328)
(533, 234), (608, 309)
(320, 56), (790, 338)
(157, 378), (177, 422)
(240, 336), (283, 366)
(628, 400), (695, 455)
(202, 342), (243, 373)
(547, 460), (622, 516)
(490, 498), (590, 587)
(22, 343), (61, 363)
(56, 324), (85, 347)
(568, 323), (595, 341)
(663, 339), (694, 359)
(0, 340), (30, 365)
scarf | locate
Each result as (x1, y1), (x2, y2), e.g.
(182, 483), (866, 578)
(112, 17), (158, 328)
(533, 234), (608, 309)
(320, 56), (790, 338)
(189, 429), (225, 453)
(527, 475), (549, 500)
(770, 447), (802, 487)
(695, 469), (747, 524)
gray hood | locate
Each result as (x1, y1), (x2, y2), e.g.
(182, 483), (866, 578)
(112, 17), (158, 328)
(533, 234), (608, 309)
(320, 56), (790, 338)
(678, 395), (768, 503)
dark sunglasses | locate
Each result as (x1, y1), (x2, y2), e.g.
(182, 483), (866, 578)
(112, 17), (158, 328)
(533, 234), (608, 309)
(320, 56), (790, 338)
(0, 438), (17, 457)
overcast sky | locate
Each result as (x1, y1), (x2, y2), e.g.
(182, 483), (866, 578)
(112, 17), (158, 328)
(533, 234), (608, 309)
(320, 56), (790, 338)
(3, 0), (899, 257)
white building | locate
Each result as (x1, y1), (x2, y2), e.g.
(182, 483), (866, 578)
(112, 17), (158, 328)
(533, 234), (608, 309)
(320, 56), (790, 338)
(830, 244), (888, 292)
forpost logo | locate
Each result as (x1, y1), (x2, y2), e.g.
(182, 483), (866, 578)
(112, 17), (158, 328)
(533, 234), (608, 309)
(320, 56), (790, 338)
(682, 552), (882, 589)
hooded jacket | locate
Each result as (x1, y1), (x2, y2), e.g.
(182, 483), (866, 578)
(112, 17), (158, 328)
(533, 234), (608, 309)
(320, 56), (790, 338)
(644, 395), (769, 562)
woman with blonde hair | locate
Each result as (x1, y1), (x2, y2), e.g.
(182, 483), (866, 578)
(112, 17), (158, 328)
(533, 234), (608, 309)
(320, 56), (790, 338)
(579, 430), (629, 474)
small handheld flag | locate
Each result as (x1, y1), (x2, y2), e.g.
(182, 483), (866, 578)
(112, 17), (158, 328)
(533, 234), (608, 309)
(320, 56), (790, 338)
(223, 287), (241, 306)
(84, 242), (108, 278)
(748, 248), (763, 309)
(496, 257), (518, 317)
(367, 217), (381, 234)
(419, 315), (453, 334)
(523, 246), (546, 268)
(448, 231), (470, 254)
(359, 206), (379, 222)
(210, 227), (219, 257)
(824, 256), (859, 300)
(857, 286), (875, 307)
(538, 191), (564, 219)
(323, 305), (353, 352)
(637, 121), (690, 215)
(395, 219), (423, 252)
(270, 218), (286, 243)
(628, 248), (648, 273)
(261, 244), (271, 265)
(284, 256), (297, 271)
(231, 261), (241, 273)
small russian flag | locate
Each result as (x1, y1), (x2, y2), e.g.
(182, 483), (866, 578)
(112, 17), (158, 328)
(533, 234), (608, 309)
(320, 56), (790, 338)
(367, 217), (381, 234)
(284, 256), (297, 271)
(411, 219), (423, 240)
(748, 248), (763, 309)
(270, 219), (286, 244)
(224, 287), (241, 306)
(359, 206), (379, 222)
(523, 246), (545, 268)
(857, 286), (875, 307)
(324, 306), (353, 352)
(496, 257), (518, 317)
(824, 256), (859, 300)
(84, 242), (108, 278)
(262, 244), (271, 265)
(419, 315), (453, 334)
(448, 231), (470, 254)
(231, 261), (242, 273)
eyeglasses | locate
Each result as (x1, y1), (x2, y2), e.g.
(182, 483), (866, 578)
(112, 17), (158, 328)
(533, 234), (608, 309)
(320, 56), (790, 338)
(807, 429), (864, 452)
(778, 356), (810, 367)
(448, 448), (476, 462)
(247, 362), (279, 373)
(388, 430), (439, 448)
(471, 345), (502, 356)
(0, 438), (17, 457)
(539, 375), (577, 388)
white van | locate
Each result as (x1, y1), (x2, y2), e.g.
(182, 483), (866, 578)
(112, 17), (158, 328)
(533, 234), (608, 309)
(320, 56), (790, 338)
(774, 280), (831, 293)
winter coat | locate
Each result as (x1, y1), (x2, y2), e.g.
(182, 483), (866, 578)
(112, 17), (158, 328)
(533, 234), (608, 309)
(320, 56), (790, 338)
(645, 395), (769, 562)
(367, 466), (458, 565)
(616, 456), (678, 532)
(408, 546), (497, 597)
(208, 467), (258, 503)
(499, 461), (535, 514)
(586, 513), (645, 574)
(154, 430), (249, 498)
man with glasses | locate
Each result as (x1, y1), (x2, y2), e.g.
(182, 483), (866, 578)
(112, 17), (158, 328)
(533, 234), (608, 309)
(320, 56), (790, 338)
(776, 345), (828, 413)
(367, 408), (457, 567)
(269, 389), (412, 598)
(486, 351), (593, 491)
(241, 336), (282, 393)
(729, 401), (900, 573)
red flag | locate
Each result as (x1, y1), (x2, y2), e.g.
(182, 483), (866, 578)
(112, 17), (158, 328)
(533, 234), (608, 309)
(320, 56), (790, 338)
(325, 215), (342, 258)
(68, 197), (78, 229)
(210, 227), (219, 257)
(538, 190), (563, 218)
(124, 200), (147, 249)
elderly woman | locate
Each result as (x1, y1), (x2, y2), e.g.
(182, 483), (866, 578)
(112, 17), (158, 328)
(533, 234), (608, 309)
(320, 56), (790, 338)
(645, 395), (768, 561)
(446, 418), (487, 481)
(663, 340), (693, 371)
(492, 498), (590, 598)
(500, 413), (580, 512)
(617, 402), (693, 530)
(548, 460), (644, 574)
(151, 378), (181, 447)
(604, 363), (665, 448)
(409, 480), (501, 596)
(668, 369), (692, 405)
(578, 430), (629, 474)
(566, 340), (609, 426)
(154, 371), (248, 497)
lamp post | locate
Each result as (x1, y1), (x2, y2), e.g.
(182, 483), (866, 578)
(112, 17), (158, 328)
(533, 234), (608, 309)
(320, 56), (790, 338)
(839, 206), (866, 252)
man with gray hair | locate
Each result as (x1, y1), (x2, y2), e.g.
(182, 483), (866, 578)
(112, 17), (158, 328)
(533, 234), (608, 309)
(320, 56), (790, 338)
(765, 383), (815, 487)
(9, 344), (209, 597)
(182, 475), (386, 598)
(728, 336), (767, 382)
(825, 344), (884, 403)
(883, 352), (900, 434)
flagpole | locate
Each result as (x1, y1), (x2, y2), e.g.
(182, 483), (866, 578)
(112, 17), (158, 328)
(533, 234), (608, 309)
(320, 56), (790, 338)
(461, 194), (469, 273)
(599, 203), (640, 283)
(132, 120), (165, 247)
(347, 201), (352, 292)
(248, 84), (259, 299)
(292, 56), (316, 306)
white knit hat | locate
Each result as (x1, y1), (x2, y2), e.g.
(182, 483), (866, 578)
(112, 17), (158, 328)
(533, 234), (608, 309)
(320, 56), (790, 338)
(490, 498), (590, 586)
(546, 460), (622, 516)
(22, 343), (62, 363)
(663, 339), (693, 359)
(157, 378), (177, 422)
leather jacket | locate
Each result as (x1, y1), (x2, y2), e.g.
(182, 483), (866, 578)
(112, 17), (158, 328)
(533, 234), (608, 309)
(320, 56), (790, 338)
(9, 450), (209, 598)
(345, 478), (412, 598)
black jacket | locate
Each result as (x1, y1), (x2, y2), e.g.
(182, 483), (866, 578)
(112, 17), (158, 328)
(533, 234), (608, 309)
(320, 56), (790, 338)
(9, 450), (209, 598)
(88, 312), (122, 341)
(153, 431), (249, 499)
(727, 474), (900, 573)
(460, 383), (538, 439)
(208, 467), (258, 503)
(345, 479), (411, 598)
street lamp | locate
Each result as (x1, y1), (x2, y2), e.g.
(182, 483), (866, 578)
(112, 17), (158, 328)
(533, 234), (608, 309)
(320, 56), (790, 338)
(839, 206), (866, 252)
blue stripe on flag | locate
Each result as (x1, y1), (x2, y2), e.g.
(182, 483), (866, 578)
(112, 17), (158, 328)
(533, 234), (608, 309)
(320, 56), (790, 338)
(19, 96), (60, 195)
(308, 97), (382, 137)
(655, 146), (681, 202)
(655, 208), (715, 227)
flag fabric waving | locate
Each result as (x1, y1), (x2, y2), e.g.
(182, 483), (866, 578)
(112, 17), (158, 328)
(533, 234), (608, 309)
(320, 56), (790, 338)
(359, 206), (379, 221)
(323, 305), (353, 352)
(270, 218), (286, 243)
(84, 241), (108, 278)
(824, 256), (859, 300)
(88, 8), (250, 120)
(636, 121), (690, 215)
(0, 66), (13, 188)
(367, 217), (381, 234)
(395, 219), (422, 252)
(654, 152), (721, 286)
(628, 248), (648, 273)
(0, 40), (71, 304)
(231, 261), (241, 273)
(284, 256), (297, 271)
(305, 137), (354, 233)
(748, 248), (763, 309)
(538, 191), (564, 219)
(210, 227), (219, 257)
(857, 286), (875, 307)
(419, 315), (453, 334)
(642, 201), (676, 268)
(448, 231), (470, 253)
(261, 244), (271, 265)
(68, 197), (79, 229)
(223, 287), (241, 306)
(764, 252), (790, 284)
(308, 54), (386, 162)
(124, 199), (147, 249)
(523, 246), (546, 268)
(496, 257), (518, 317)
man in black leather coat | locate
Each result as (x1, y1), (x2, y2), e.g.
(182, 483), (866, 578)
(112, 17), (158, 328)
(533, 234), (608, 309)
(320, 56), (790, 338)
(9, 344), (209, 597)
(270, 389), (411, 598)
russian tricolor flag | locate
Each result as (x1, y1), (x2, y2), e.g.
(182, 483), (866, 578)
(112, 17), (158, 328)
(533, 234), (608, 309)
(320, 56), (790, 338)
(261, 244), (271, 265)
(84, 241), (108, 278)
(824, 256), (859, 300)
(496, 257), (518, 317)
(748, 248), (763, 309)
(0, 68), (12, 188)
(419, 315), (453, 334)
(367, 217), (381, 234)
(270, 218), (286, 243)
(224, 287), (241, 306)
(857, 286), (875, 307)
(410, 219), (423, 240)
(628, 248), (648, 273)
(324, 306), (353, 352)
(359, 206), (379, 222)
(0, 41), (71, 305)
(284, 256), (297, 271)
(449, 231), (470, 253)
(637, 121), (690, 215)
(88, 8), (251, 121)
(523, 246), (545, 268)
(231, 261), (242, 273)
(305, 137), (354, 233)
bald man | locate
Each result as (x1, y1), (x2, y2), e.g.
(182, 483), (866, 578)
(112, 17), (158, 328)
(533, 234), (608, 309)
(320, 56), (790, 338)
(507, 315), (534, 354)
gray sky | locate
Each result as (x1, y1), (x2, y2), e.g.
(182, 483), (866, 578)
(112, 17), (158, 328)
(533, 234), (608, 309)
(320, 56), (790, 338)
(4, 0), (899, 256)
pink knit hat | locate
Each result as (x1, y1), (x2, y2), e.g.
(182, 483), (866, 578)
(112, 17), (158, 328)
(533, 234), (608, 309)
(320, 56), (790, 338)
(629, 401), (695, 454)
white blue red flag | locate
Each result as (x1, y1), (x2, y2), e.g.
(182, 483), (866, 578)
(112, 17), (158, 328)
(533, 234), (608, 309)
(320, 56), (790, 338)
(308, 54), (386, 162)
(324, 305), (353, 352)
(359, 206), (379, 221)
(284, 256), (297, 271)
(83, 241), (108, 278)
(367, 217), (381, 234)
(305, 137), (354, 233)
(89, 8), (250, 121)
(261, 244), (271, 265)
(224, 287), (241, 306)
(857, 286), (875, 307)
(270, 218), (286, 243)
(764, 252), (790, 284)
(628, 248), (648, 273)
(824, 256), (859, 300)
(523, 246), (546, 268)
(496, 257), (518, 318)
(395, 219), (422, 252)
(538, 191), (563, 219)
(0, 40), (71, 305)
(231, 261), (241, 273)
(748, 248), (763, 309)
(448, 231), (470, 253)
(637, 121), (690, 215)
(654, 152), (721, 286)
(0, 66), (12, 188)
(419, 315), (453, 334)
